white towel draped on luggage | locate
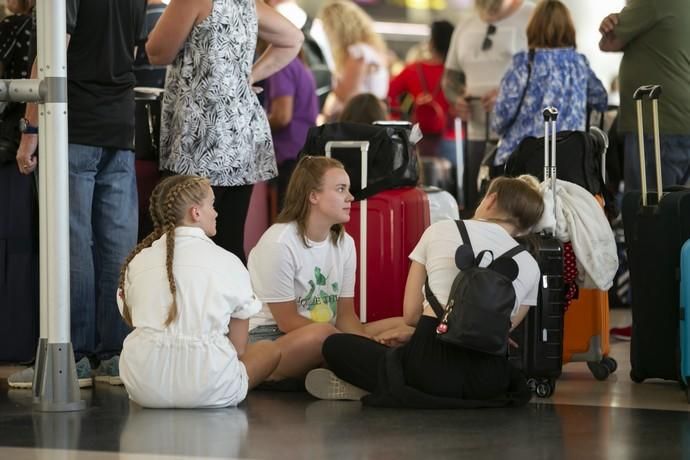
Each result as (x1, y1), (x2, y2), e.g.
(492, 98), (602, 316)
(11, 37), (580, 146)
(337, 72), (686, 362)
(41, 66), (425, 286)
(534, 179), (618, 290)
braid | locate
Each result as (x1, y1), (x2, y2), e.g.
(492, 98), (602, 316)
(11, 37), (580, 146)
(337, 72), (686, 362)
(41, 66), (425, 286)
(122, 175), (211, 328)
(159, 177), (207, 326)
(118, 228), (165, 326)
(163, 224), (178, 326)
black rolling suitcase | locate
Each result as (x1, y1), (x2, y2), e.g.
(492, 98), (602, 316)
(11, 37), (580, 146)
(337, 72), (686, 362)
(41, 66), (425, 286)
(508, 108), (565, 398)
(621, 85), (690, 383)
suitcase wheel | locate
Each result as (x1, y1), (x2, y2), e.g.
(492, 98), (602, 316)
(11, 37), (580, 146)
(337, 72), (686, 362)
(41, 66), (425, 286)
(630, 369), (645, 383)
(587, 357), (617, 381)
(534, 379), (555, 398)
(603, 357), (618, 374)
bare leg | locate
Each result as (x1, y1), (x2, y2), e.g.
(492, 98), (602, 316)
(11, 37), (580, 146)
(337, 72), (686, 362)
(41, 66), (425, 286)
(362, 316), (409, 337)
(241, 341), (281, 390)
(269, 323), (339, 380)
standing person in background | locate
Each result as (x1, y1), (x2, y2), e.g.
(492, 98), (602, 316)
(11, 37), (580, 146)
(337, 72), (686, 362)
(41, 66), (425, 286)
(388, 20), (455, 157)
(599, 0), (690, 192)
(443, 0), (534, 215)
(13, 0), (146, 388)
(0, 0), (37, 369)
(599, 0), (690, 341)
(133, 0), (167, 88)
(492, 0), (607, 166)
(317, 0), (389, 122)
(146, 0), (303, 264)
(259, 37), (318, 212)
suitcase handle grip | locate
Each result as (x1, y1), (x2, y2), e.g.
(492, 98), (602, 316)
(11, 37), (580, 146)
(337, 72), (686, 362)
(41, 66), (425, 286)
(633, 85), (662, 100)
(542, 107), (559, 122)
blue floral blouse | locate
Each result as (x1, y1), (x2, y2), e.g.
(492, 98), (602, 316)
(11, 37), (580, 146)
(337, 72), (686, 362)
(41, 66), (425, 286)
(491, 48), (608, 165)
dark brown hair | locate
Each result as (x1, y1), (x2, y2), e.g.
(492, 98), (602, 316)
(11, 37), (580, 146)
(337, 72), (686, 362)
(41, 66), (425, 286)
(339, 93), (388, 125)
(526, 0), (576, 49)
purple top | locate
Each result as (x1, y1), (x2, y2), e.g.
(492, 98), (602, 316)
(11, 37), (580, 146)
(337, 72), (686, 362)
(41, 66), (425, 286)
(264, 57), (318, 165)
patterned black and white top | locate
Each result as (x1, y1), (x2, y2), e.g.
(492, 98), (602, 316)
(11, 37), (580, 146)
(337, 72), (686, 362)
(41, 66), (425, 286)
(159, 0), (276, 186)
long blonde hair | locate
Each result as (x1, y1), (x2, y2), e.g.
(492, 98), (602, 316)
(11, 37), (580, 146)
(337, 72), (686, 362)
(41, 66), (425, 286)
(277, 156), (347, 247)
(119, 175), (211, 327)
(317, 0), (387, 73)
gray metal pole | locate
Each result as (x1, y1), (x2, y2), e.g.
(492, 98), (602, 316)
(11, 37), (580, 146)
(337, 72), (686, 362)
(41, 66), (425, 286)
(34, 0), (85, 412)
(0, 0), (86, 411)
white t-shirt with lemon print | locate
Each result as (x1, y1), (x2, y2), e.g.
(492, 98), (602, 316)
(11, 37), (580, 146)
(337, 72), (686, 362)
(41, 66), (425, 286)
(247, 222), (356, 329)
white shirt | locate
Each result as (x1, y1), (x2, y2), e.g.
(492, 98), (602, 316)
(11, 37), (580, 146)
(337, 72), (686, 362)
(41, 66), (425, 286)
(117, 227), (262, 408)
(445, 2), (534, 141)
(425, 188), (460, 224)
(247, 222), (356, 329)
(346, 42), (389, 100)
(409, 219), (540, 317)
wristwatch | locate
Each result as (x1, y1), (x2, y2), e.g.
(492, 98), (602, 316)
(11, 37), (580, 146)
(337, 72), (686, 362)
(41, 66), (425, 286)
(19, 118), (38, 134)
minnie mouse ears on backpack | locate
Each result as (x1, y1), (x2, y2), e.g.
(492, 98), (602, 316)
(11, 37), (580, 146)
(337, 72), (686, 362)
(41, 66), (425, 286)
(455, 245), (520, 281)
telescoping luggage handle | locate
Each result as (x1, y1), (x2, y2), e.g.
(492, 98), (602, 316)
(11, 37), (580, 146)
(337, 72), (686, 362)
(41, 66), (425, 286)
(324, 140), (369, 322)
(633, 84), (663, 206)
(543, 107), (559, 239)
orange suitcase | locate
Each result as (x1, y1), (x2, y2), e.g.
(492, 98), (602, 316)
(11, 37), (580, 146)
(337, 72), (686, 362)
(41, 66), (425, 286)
(562, 283), (617, 380)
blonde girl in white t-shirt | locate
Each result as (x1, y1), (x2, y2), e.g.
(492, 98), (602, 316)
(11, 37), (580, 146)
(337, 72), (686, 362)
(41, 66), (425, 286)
(117, 175), (280, 408)
(248, 156), (407, 387)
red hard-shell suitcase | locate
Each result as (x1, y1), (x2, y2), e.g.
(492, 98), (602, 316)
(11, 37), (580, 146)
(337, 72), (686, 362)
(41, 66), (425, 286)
(346, 187), (430, 321)
(325, 140), (430, 322)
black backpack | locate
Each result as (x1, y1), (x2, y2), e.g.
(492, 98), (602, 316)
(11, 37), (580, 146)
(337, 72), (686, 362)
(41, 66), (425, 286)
(425, 220), (524, 356)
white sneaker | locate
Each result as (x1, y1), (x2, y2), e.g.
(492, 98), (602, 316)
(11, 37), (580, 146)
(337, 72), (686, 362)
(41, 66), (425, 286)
(305, 368), (369, 401)
(7, 367), (34, 389)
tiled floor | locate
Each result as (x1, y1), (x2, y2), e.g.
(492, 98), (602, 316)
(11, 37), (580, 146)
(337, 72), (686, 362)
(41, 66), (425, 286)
(1, 309), (689, 460)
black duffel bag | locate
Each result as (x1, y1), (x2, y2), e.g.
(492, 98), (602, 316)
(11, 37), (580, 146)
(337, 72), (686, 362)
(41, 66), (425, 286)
(299, 122), (419, 201)
(504, 129), (607, 196)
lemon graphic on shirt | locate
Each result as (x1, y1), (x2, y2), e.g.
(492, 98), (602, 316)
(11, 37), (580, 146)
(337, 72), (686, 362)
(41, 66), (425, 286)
(310, 300), (334, 322)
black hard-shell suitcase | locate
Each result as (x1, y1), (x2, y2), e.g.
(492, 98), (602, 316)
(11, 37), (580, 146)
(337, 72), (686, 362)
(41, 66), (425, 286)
(622, 85), (690, 383)
(508, 108), (565, 398)
(0, 164), (39, 363)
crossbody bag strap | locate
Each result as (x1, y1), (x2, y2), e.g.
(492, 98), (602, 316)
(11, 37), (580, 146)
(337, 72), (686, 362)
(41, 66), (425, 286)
(502, 48), (535, 133)
(415, 63), (441, 98)
(424, 277), (446, 318)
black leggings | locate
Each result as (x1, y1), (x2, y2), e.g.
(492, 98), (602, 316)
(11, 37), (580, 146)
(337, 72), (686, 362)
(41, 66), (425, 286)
(323, 317), (512, 400)
(322, 334), (389, 393)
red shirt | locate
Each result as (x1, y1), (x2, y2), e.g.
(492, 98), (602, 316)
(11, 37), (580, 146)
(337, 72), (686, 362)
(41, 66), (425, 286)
(388, 61), (453, 137)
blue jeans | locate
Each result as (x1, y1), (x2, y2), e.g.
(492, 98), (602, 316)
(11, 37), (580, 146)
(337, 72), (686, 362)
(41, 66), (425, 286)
(68, 144), (137, 360)
(623, 133), (690, 192)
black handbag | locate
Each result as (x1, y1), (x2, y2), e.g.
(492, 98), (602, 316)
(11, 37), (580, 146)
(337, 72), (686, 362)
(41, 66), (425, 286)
(299, 121), (419, 200)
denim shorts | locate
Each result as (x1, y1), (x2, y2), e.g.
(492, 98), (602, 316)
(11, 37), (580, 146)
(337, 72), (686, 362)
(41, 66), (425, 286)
(248, 325), (285, 343)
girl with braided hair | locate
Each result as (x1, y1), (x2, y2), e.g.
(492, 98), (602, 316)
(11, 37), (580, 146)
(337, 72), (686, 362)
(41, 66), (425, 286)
(117, 175), (280, 408)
